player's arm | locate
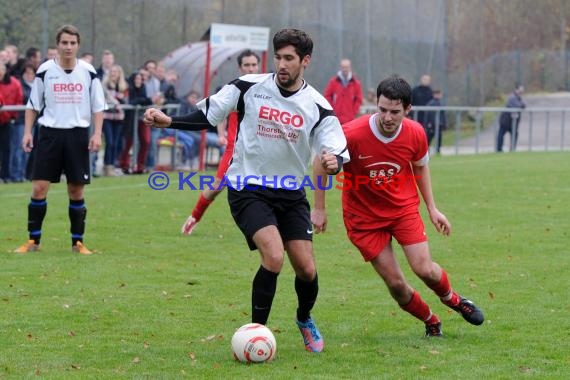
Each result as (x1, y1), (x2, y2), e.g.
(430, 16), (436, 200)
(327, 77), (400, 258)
(413, 164), (451, 236)
(311, 154), (328, 233)
(22, 109), (38, 152)
(89, 111), (104, 152)
(311, 151), (341, 233)
(217, 118), (228, 146)
(143, 108), (214, 131)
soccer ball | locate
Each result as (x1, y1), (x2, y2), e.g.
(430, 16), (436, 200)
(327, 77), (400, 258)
(231, 323), (277, 363)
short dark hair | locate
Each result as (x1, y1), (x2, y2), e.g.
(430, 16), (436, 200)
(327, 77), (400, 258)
(376, 75), (413, 109)
(272, 29), (313, 59)
(56, 24), (81, 44)
(237, 49), (260, 66)
(25, 47), (40, 59)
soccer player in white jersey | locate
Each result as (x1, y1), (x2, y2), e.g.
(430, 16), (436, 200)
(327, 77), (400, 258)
(144, 29), (350, 353)
(14, 25), (106, 255)
(314, 75), (484, 338)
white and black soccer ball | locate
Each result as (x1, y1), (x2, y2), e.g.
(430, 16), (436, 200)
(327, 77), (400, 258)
(231, 323), (277, 363)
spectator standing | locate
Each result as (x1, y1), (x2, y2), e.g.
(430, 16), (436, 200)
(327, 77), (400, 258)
(80, 52), (94, 65)
(9, 63), (29, 182)
(411, 74), (433, 136)
(323, 58), (363, 123)
(143, 60), (163, 172)
(101, 64), (128, 176)
(161, 90), (199, 170)
(496, 84), (525, 152)
(96, 50), (114, 80)
(119, 70), (152, 174)
(20, 64), (36, 181)
(4, 44), (26, 78)
(44, 46), (58, 62)
(314, 74), (484, 338)
(181, 49), (260, 235)
(13, 24), (105, 255)
(144, 29), (349, 353)
(25, 47), (42, 71)
(0, 61), (24, 182)
(423, 89), (446, 153)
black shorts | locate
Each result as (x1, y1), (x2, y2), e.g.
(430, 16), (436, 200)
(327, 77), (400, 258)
(227, 187), (313, 250)
(32, 126), (91, 184)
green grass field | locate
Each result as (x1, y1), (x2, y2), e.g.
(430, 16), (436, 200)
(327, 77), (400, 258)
(1, 152), (569, 379)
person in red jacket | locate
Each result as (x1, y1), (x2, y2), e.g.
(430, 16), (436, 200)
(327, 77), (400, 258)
(323, 58), (363, 124)
(0, 61), (24, 182)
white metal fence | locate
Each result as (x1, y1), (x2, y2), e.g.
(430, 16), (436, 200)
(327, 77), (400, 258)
(2, 102), (569, 174)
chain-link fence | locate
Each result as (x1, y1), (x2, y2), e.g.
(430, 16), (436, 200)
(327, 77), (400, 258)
(1, 0), (568, 104)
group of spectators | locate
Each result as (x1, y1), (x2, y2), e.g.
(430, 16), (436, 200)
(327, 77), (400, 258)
(0, 44), (224, 183)
(0, 44), (47, 183)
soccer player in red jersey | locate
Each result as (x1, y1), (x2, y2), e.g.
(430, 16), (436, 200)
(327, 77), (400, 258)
(313, 74), (484, 337)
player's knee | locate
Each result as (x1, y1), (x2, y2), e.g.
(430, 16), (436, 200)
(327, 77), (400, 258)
(387, 280), (411, 301)
(413, 264), (438, 283)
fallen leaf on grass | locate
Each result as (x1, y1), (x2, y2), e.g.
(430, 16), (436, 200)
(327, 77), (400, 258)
(202, 334), (223, 342)
(71, 364), (81, 369)
(518, 366), (532, 373)
(132, 357), (141, 364)
(188, 352), (196, 360)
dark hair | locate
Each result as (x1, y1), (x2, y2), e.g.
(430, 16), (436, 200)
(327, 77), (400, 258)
(376, 74), (412, 109)
(272, 29), (313, 59)
(237, 49), (260, 66)
(56, 24), (81, 44)
(143, 59), (157, 69)
(22, 63), (36, 73)
(25, 47), (40, 60)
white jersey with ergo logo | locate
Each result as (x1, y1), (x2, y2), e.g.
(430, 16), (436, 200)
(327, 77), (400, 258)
(27, 59), (106, 129)
(197, 73), (350, 189)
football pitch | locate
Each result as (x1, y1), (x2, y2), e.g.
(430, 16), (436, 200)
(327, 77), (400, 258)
(1, 151), (569, 379)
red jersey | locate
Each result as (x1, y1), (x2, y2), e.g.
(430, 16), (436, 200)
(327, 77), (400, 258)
(341, 114), (429, 227)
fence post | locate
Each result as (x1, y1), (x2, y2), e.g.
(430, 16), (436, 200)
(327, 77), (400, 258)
(454, 111), (462, 155)
(528, 111), (533, 152)
(561, 110), (566, 151)
(132, 106), (140, 172)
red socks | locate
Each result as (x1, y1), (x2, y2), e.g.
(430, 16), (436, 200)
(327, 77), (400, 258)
(400, 291), (439, 324)
(192, 193), (213, 221)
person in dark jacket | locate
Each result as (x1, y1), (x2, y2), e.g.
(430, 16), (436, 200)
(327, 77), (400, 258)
(411, 74), (434, 135)
(496, 84), (525, 152)
(118, 70), (152, 173)
(423, 90), (446, 153)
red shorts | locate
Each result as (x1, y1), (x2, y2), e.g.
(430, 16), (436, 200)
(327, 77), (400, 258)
(344, 211), (427, 261)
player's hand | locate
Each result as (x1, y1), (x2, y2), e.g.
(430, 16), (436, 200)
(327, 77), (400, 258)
(320, 150), (339, 175)
(22, 132), (34, 153)
(88, 133), (102, 152)
(429, 209), (451, 236)
(143, 108), (171, 128)
(311, 208), (328, 234)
